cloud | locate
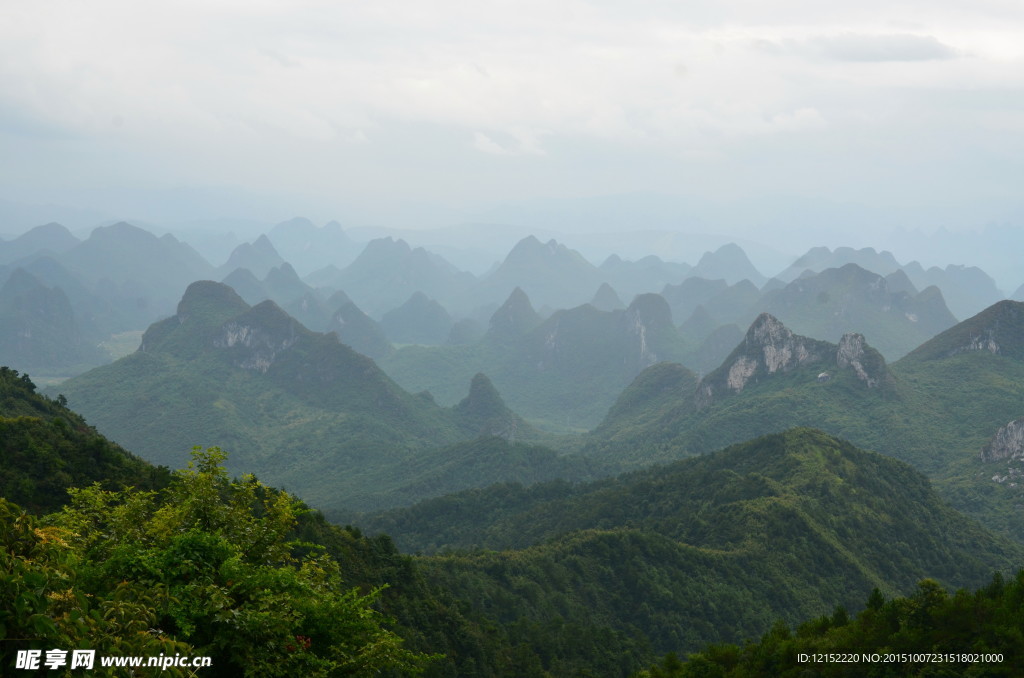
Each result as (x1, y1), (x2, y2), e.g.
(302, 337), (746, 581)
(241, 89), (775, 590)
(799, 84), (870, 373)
(473, 130), (546, 156)
(810, 33), (958, 62)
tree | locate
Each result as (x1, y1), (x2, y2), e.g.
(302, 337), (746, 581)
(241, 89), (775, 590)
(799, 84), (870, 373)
(48, 446), (435, 677)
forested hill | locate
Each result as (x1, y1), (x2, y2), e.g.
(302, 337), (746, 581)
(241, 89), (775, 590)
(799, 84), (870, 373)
(361, 429), (1024, 662)
(54, 281), (577, 512)
(0, 366), (169, 513)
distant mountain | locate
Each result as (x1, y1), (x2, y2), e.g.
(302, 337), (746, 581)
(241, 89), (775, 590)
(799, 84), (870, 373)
(1013, 282), (1024, 301)
(901, 299), (1024, 363)
(381, 292), (689, 430)
(902, 261), (1003, 320)
(0, 222), (80, 264)
(688, 243), (766, 286)
(58, 222), (214, 326)
(680, 323), (745, 376)
(53, 281), (575, 513)
(0, 256), (132, 342)
(590, 282), (625, 311)
(218, 234), (285, 278)
(266, 217), (360, 275)
(777, 246), (902, 282)
(222, 264), (336, 330)
(311, 237), (475, 317)
(758, 263), (957, 359)
(485, 287), (542, 342)
(220, 267), (266, 305)
(380, 292), (453, 345)
(0, 269), (107, 372)
(778, 246), (1002, 320)
(598, 254), (690, 300)
(365, 429), (1024, 656)
(325, 301), (393, 359)
(474, 236), (604, 311)
(580, 302), (1024, 540)
(660, 277), (760, 330)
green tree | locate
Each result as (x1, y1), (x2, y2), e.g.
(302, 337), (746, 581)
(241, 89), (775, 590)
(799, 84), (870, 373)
(49, 446), (435, 677)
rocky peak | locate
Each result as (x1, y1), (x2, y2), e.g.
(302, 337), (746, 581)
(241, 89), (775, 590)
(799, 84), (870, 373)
(836, 333), (886, 388)
(213, 300), (302, 373)
(745, 313), (825, 374)
(696, 314), (831, 408)
(982, 417), (1024, 462)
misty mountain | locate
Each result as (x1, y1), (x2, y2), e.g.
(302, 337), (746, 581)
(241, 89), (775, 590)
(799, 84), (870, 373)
(0, 222), (80, 265)
(777, 246), (903, 282)
(778, 246), (1002, 320)
(56, 221), (215, 328)
(380, 292), (454, 345)
(0, 269), (107, 372)
(590, 282), (625, 311)
(598, 254), (691, 300)
(218, 234), (286, 278)
(0, 256), (130, 343)
(221, 264), (341, 331)
(307, 237), (475, 318)
(324, 300), (393, 359)
(266, 217), (361, 276)
(901, 261), (1004, 320)
(381, 290), (689, 430)
(1013, 282), (1024, 301)
(660, 277), (760, 331)
(688, 243), (766, 287)
(474, 236), (605, 312)
(758, 263), (957, 360)
(53, 281), (577, 512)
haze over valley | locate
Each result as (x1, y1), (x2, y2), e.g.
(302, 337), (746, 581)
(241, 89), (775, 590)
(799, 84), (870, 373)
(4, 1), (1024, 675)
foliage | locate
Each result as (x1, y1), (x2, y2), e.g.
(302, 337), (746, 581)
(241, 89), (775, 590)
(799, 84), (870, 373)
(361, 430), (1024, 669)
(5, 446), (436, 677)
(0, 366), (169, 513)
(0, 497), (192, 675)
(638, 570), (1024, 677)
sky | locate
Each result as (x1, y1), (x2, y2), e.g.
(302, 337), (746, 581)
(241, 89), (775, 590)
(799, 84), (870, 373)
(2, 0), (1023, 254)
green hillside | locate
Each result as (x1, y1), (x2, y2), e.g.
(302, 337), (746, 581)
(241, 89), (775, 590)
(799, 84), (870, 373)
(578, 302), (1024, 539)
(0, 366), (168, 513)
(365, 429), (1024, 664)
(641, 570), (1024, 677)
(54, 282), (587, 513)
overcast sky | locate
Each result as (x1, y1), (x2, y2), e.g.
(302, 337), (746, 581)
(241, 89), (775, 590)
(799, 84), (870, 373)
(2, 0), (1023, 244)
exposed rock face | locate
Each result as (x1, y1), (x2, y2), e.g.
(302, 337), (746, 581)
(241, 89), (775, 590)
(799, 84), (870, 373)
(622, 293), (674, 372)
(951, 331), (1001, 357)
(735, 314), (825, 387)
(982, 418), (1024, 462)
(837, 333), (885, 388)
(696, 314), (830, 408)
(214, 301), (300, 373)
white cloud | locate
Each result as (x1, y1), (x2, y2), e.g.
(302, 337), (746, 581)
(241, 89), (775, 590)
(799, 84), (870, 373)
(1, 0), (1023, 209)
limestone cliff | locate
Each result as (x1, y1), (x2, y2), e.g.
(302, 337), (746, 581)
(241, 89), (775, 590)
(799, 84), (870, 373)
(982, 417), (1024, 463)
(696, 314), (888, 409)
